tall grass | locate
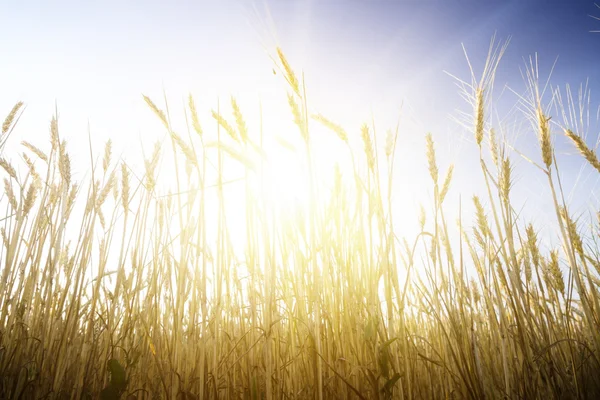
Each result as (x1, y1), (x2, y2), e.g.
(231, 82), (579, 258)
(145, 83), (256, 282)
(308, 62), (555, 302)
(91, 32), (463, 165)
(1, 42), (600, 399)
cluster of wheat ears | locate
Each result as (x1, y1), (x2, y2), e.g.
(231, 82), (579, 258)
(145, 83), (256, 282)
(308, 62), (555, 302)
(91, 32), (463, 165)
(1, 41), (600, 400)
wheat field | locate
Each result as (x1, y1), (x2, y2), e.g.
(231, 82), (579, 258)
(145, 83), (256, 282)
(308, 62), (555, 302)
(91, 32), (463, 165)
(1, 41), (600, 400)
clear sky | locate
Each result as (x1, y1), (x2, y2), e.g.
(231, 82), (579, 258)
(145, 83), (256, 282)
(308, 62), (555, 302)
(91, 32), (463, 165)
(1, 0), (600, 247)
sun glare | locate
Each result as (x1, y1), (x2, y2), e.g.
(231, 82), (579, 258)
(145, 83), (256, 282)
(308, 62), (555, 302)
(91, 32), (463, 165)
(5, 1), (600, 398)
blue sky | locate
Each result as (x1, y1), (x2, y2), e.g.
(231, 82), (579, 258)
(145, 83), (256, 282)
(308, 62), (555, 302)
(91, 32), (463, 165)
(1, 0), (600, 244)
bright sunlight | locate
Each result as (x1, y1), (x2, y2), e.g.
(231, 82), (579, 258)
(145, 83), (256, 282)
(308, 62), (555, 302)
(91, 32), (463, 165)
(2, 1), (600, 399)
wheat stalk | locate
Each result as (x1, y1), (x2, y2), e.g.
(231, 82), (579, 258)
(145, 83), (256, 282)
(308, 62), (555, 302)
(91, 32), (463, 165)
(188, 94), (203, 137)
(211, 110), (239, 142)
(475, 87), (485, 146)
(0, 158), (17, 180)
(537, 107), (553, 168)
(2, 101), (23, 135)
(231, 97), (248, 144)
(277, 48), (300, 97)
(425, 133), (438, 183)
(312, 114), (348, 143)
(361, 124), (374, 171)
(565, 129), (600, 174)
